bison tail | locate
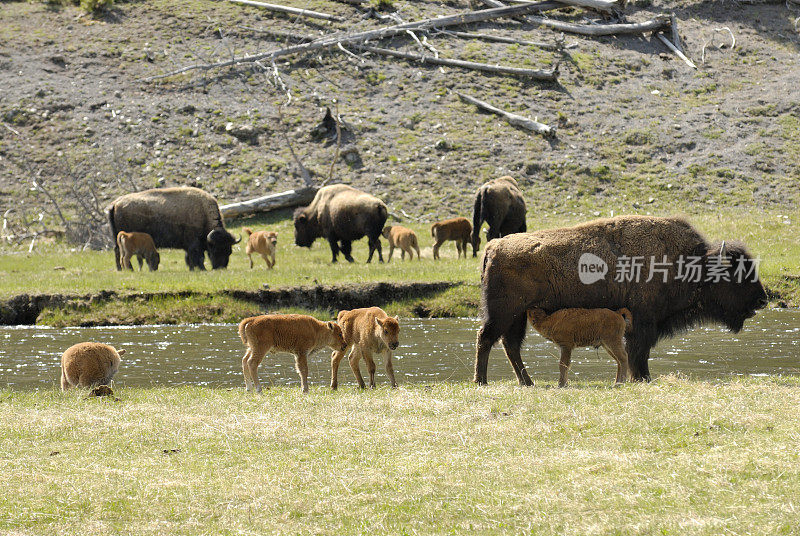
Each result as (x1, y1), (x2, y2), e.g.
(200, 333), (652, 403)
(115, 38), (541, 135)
(618, 308), (633, 333)
(471, 189), (483, 245)
(430, 223), (437, 239)
(243, 227), (253, 236)
(238, 318), (252, 346)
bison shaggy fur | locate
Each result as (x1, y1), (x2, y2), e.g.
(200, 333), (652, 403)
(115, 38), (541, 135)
(475, 215), (768, 385)
(294, 184), (388, 263)
(108, 187), (240, 271)
(471, 176), (526, 256)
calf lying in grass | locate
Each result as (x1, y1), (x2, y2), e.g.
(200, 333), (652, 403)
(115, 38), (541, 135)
(116, 231), (160, 271)
(61, 342), (125, 391)
(244, 227), (278, 269)
(331, 307), (400, 390)
(238, 314), (346, 393)
(527, 307), (633, 387)
(382, 225), (421, 261)
(431, 217), (472, 259)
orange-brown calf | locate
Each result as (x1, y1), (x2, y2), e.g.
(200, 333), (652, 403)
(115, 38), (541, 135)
(244, 227), (278, 269)
(238, 314), (346, 393)
(331, 307), (400, 390)
(116, 231), (160, 271)
(527, 307), (633, 387)
(381, 225), (421, 262)
(431, 217), (473, 259)
(61, 342), (125, 390)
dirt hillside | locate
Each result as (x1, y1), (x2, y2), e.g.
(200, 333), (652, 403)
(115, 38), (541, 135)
(1, 0), (798, 235)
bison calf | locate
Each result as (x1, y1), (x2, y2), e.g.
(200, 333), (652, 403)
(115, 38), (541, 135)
(431, 217), (473, 259)
(331, 307), (400, 390)
(244, 228), (278, 269)
(116, 231), (160, 271)
(238, 314), (346, 393)
(61, 342), (125, 391)
(527, 307), (633, 387)
(381, 226), (421, 262)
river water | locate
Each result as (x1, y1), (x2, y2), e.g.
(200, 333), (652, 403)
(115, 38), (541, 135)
(1, 310), (798, 390)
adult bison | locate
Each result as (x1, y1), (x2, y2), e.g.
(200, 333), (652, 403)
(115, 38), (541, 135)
(108, 187), (240, 271)
(294, 184), (387, 263)
(474, 215), (768, 384)
(471, 176), (527, 257)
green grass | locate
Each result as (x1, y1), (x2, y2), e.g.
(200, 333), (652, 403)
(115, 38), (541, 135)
(2, 377), (800, 534)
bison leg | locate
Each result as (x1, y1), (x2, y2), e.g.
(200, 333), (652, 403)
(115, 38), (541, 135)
(501, 314), (533, 387)
(330, 347), (349, 390)
(327, 238), (341, 263)
(60, 369), (70, 391)
(136, 254), (144, 271)
(603, 340), (629, 386)
(364, 352), (377, 389)
(626, 330), (654, 382)
(387, 244), (395, 263)
(385, 350), (398, 388)
(474, 320), (505, 385)
(294, 352), (310, 393)
(558, 346), (572, 388)
(432, 241), (441, 260)
(186, 245), (206, 271)
(366, 236), (383, 263)
(348, 348), (367, 389)
(414, 244), (421, 261)
(339, 240), (355, 263)
(247, 348), (266, 393)
(242, 349), (253, 391)
(248, 253), (254, 269)
(114, 242), (122, 271)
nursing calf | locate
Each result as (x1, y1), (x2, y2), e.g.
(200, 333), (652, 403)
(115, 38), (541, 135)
(116, 231), (160, 271)
(331, 307), (400, 390)
(527, 307), (632, 387)
(61, 342), (125, 390)
(238, 314), (346, 393)
(382, 225), (421, 262)
(244, 228), (278, 269)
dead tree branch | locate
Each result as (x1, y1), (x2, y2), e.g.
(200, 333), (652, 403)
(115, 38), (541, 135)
(225, 0), (342, 22)
(527, 14), (671, 36)
(457, 92), (555, 138)
(435, 29), (576, 51)
(657, 33), (696, 68)
(354, 44), (559, 80)
(146, 2), (573, 80)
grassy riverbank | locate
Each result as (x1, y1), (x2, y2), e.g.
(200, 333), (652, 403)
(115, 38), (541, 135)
(1, 209), (798, 325)
(2, 377), (799, 535)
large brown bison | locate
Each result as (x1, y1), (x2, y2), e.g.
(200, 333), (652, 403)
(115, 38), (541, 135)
(108, 187), (240, 270)
(471, 176), (526, 256)
(475, 215), (768, 384)
(294, 184), (388, 263)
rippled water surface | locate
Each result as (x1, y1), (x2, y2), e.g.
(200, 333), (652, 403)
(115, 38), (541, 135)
(1, 310), (798, 390)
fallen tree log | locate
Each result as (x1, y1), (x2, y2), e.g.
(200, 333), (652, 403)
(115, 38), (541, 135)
(508, 0), (625, 13)
(219, 187), (318, 219)
(436, 29), (577, 50)
(456, 92), (555, 138)
(146, 2), (571, 80)
(354, 45), (559, 80)
(225, 0), (342, 22)
(526, 14), (670, 36)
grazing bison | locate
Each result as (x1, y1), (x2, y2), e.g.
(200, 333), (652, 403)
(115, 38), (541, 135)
(471, 176), (526, 256)
(108, 187), (240, 271)
(382, 225), (421, 262)
(527, 307), (633, 387)
(61, 342), (124, 390)
(475, 215), (768, 385)
(431, 217), (473, 259)
(293, 184), (388, 263)
(116, 231), (160, 271)
(244, 228), (278, 269)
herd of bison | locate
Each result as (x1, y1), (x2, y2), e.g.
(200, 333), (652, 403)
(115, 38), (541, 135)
(60, 175), (768, 394)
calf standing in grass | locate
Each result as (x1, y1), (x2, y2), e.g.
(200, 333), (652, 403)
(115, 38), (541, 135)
(61, 342), (125, 391)
(331, 307), (400, 390)
(527, 307), (633, 387)
(238, 314), (346, 393)
(243, 227), (278, 269)
(116, 231), (160, 271)
(431, 217), (473, 259)
(382, 225), (421, 262)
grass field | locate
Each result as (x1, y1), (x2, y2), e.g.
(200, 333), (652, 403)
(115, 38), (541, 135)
(2, 377), (800, 535)
(1, 208), (799, 324)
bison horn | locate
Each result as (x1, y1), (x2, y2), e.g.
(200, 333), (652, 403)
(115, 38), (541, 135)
(233, 233), (242, 245)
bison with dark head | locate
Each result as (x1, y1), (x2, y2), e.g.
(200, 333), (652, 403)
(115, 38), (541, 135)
(108, 186), (240, 271)
(474, 215), (767, 385)
(471, 176), (527, 257)
(294, 184), (388, 263)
